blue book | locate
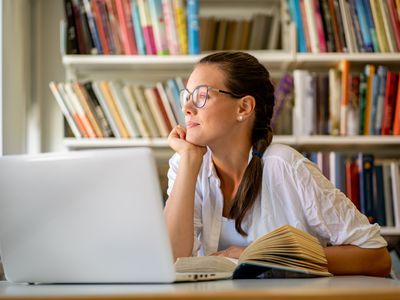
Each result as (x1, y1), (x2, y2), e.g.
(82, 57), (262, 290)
(362, 0), (379, 52)
(131, 0), (146, 55)
(354, 0), (373, 52)
(369, 72), (380, 135)
(375, 66), (388, 135)
(187, 0), (200, 54)
(167, 79), (185, 124)
(288, 0), (307, 53)
(82, 0), (103, 54)
(373, 164), (386, 226)
(358, 153), (375, 223)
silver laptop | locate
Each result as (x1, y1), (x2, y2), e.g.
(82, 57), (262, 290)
(0, 148), (229, 283)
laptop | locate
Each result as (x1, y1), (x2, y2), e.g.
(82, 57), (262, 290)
(0, 148), (230, 283)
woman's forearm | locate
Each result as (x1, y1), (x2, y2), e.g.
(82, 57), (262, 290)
(164, 152), (203, 261)
(324, 245), (391, 277)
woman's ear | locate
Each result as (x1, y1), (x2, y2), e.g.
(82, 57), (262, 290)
(237, 95), (256, 121)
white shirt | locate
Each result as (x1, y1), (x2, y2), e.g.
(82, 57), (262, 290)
(167, 144), (387, 256)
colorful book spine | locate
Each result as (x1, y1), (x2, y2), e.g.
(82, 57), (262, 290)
(115, 0), (138, 55)
(362, 0), (380, 52)
(382, 72), (399, 135)
(131, 0), (146, 55)
(148, 0), (169, 55)
(162, 0), (180, 54)
(187, 0), (200, 54)
(173, 0), (188, 55)
(137, 0), (157, 55)
(288, 0), (307, 52)
(393, 74), (400, 135)
(82, 0), (103, 54)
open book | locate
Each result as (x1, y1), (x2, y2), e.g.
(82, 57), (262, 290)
(175, 224), (332, 279)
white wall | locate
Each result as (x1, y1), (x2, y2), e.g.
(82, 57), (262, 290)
(1, 0), (65, 155)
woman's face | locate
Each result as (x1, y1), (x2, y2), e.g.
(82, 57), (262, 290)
(183, 64), (242, 147)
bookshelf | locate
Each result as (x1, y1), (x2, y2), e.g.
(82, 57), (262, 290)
(56, 0), (400, 235)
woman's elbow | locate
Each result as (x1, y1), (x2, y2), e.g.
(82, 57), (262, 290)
(367, 247), (392, 277)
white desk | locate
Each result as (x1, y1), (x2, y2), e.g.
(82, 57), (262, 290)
(0, 276), (400, 300)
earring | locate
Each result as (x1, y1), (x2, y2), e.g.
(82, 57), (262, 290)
(238, 116), (243, 121)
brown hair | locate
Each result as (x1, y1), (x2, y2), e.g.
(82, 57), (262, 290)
(199, 51), (275, 236)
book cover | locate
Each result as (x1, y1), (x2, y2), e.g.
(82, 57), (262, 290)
(162, 0), (180, 54)
(148, 0), (169, 55)
(393, 74), (400, 135)
(175, 225), (332, 279)
(143, 87), (170, 137)
(104, 0), (124, 54)
(83, 82), (114, 137)
(347, 74), (360, 136)
(390, 162), (400, 228)
(363, 64), (375, 135)
(49, 81), (82, 139)
(381, 72), (399, 135)
(173, 0), (188, 54)
(339, 60), (350, 136)
(382, 162), (394, 227)
(187, 0), (200, 54)
(361, 0), (379, 52)
(72, 82), (104, 138)
(288, 0), (307, 52)
(115, 0), (138, 55)
(345, 156), (360, 210)
(354, 0), (373, 52)
(369, 0), (389, 52)
(82, 0), (103, 54)
(388, 0), (400, 51)
(58, 83), (90, 138)
(99, 81), (130, 138)
(379, 0), (398, 52)
(137, 0), (157, 55)
(328, 68), (341, 135)
(373, 164), (387, 226)
(109, 81), (140, 138)
(131, 85), (161, 137)
(122, 85), (151, 137)
(131, 0), (147, 55)
(64, 82), (97, 138)
(358, 153), (375, 223)
(374, 66), (388, 135)
(64, 0), (79, 54)
(92, 81), (122, 138)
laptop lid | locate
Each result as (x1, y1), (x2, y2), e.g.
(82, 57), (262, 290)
(0, 148), (176, 283)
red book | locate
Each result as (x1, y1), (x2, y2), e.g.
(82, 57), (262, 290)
(393, 75), (400, 135)
(313, 0), (327, 52)
(92, 0), (111, 54)
(115, 0), (138, 55)
(153, 87), (173, 132)
(388, 0), (400, 51)
(345, 158), (360, 210)
(381, 72), (399, 135)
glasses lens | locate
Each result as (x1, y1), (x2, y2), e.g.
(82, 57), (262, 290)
(180, 89), (190, 107)
(193, 86), (208, 108)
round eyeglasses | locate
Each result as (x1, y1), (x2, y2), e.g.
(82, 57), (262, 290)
(179, 85), (242, 108)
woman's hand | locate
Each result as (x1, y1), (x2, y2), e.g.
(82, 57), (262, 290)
(168, 125), (206, 157)
(210, 246), (246, 259)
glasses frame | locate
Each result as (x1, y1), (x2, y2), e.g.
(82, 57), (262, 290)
(180, 85), (243, 108)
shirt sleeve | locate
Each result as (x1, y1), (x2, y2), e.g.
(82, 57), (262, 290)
(166, 153), (203, 256)
(293, 157), (387, 249)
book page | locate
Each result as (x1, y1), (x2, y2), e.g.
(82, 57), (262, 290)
(175, 256), (238, 273)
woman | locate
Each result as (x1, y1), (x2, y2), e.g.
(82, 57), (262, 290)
(164, 51), (391, 276)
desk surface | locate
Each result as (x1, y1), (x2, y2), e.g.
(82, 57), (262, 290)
(1, 276), (400, 300)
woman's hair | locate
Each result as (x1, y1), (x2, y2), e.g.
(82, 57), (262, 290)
(199, 51), (275, 236)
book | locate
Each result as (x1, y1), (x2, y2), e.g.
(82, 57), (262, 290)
(175, 225), (332, 279)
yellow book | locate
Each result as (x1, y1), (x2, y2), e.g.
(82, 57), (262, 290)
(173, 0), (188, 54)
(175, 225), (332, 279)
(99, 81), (130, 139)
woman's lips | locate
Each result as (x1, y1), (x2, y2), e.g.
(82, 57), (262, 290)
(186, 121), (199, 129)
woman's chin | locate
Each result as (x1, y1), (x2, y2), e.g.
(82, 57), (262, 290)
(186, 133), (206, 147)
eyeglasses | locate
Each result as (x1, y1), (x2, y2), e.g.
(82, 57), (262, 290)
(179, 85), (242, 108)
